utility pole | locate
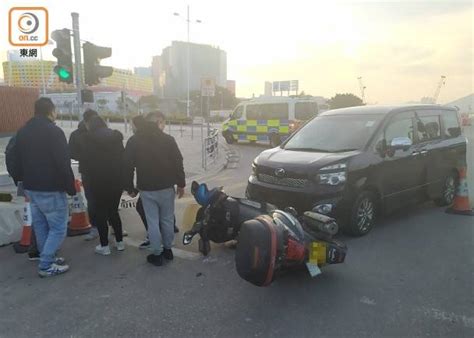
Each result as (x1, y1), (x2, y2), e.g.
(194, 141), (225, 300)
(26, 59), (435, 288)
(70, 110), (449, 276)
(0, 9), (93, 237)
(187, 5), (190, 119)
(174, 7), (201, 118)
(71, 12), (83, 119)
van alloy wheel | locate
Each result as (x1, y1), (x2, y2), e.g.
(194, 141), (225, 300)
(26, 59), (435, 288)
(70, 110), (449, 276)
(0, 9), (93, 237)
(344, 191), (378, 236)
(356, 198), (375, 233)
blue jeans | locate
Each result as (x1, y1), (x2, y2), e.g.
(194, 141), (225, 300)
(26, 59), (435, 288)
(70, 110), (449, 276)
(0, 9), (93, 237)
(140, 188), (175, 255)
(25, 191), (68, 270)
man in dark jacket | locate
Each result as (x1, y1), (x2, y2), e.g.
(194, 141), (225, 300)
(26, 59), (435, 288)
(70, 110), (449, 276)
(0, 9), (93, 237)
(123, 111), (185, 266)
(68, 109), (99, 241)
(15, 97), (76, 277)
(81, 116), (125, 255)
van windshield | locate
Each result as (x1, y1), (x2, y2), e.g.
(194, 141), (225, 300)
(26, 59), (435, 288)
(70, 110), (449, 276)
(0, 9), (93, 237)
(284, 114), (383, 152)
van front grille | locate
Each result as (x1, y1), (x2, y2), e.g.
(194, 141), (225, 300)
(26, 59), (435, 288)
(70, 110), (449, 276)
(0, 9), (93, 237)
(257, 173), (308, 189)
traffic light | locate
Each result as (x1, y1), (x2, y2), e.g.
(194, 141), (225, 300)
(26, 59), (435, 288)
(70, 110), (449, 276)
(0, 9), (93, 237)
(83, 42), (113, 86)
(51, 29), (73, 83)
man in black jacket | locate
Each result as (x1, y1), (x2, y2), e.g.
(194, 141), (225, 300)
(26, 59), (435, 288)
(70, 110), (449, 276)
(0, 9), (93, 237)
(68, 109), (99, 241)
(123, 111), (185, 266)
(15, 97), (76, 277)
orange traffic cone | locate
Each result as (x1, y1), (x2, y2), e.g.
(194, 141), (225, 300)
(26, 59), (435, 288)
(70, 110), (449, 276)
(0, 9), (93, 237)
(446, 167), (474, 216)
(13, 196), (33, 253)
(67, 179), (92, 236)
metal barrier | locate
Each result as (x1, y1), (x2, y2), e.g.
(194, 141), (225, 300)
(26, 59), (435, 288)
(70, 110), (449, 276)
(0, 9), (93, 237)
(202, 128), (219, 170)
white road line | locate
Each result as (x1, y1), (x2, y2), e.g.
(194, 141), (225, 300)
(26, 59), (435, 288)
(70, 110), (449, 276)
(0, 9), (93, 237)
(421, 307), (474, 329)
(360, 296), (376, 306)
(124, 237), (201, 261)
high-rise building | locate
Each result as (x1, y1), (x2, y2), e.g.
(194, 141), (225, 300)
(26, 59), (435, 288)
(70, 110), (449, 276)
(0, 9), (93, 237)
(152, 41), (227, 99)
(264, 81), (273, 96)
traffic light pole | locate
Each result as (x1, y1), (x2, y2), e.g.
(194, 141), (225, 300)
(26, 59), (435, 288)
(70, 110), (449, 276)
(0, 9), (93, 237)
(71, 12), (83, 119)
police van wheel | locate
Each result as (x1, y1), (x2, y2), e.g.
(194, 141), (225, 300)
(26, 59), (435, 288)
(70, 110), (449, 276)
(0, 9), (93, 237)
(223, 131), (234, 144)
(270, 134), (281, 148)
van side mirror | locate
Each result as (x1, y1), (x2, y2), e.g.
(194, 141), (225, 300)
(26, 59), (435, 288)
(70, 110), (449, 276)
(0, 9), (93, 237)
(390, 137), (412, 151)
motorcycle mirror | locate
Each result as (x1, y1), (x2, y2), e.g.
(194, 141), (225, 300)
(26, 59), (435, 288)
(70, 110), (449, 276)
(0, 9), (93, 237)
(191, 181), (200, 195)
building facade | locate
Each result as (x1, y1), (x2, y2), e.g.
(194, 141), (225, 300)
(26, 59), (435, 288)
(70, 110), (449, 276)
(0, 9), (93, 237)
(2, 60), (153, 95)
(152, 41), (227, 99)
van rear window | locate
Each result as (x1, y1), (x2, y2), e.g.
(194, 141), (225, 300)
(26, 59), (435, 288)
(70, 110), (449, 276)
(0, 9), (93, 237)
(443, 111), (461, 138)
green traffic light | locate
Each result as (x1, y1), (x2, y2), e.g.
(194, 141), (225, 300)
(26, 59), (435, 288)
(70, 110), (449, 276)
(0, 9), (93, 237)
(58, 68), (71, 80)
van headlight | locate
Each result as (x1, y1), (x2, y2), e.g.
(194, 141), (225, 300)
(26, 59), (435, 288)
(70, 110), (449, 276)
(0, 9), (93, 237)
(318, 163), (347, 186)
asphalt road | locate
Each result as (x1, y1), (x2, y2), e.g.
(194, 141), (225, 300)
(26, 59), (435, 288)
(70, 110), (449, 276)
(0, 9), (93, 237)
(0, 141), (473, 337)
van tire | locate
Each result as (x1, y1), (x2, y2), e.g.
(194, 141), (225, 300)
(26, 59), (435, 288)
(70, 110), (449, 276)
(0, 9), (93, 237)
(269, 134), (281, 148)
(344, 191), (378, 237)
(223, 131), (234, 144)
(434, 171), (458, 206)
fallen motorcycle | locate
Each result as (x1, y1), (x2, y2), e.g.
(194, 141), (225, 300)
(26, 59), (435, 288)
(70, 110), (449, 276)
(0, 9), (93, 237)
(183, 181), (347, 287)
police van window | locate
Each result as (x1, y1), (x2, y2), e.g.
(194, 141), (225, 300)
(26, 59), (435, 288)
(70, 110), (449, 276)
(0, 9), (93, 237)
(246, 104), (259, 120)
(232, 105), (243, 119)
(415, 115), (441, 142)
(258, 104), (271, 119)
(385, 116), (415, 145)
(442, 111), (461, 138)
(259, 103), (289, 120)
(295, 102), (318, 120)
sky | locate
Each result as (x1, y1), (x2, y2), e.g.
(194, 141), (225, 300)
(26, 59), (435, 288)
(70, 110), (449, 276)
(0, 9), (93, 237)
(0, 0), (472, 103)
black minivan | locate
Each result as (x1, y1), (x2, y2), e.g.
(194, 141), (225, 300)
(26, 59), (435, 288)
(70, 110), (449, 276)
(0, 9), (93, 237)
(247, 105), (466, 236)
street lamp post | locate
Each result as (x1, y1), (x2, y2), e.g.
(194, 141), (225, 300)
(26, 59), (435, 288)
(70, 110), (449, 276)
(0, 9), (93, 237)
(174, 6), (201, 119)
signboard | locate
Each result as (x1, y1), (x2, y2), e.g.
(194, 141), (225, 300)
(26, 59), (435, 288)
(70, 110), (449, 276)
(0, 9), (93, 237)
(290, 80), (299, 91)
(272, 80), (299, 95)
(201, 77), (216, 97)
(280, 81), (290, 91)
(272, 81), (280, 92)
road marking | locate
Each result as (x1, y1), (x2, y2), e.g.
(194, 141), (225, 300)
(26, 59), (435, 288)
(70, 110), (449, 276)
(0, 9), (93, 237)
(360, 296), (376, 306)
(124, 237), (201, 261)
(421, 307), (474, 329)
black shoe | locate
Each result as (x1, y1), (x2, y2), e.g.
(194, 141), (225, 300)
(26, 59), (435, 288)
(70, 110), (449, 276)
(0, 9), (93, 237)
(28, 251), (40, 261)
(139, 240), (150, 250)
(163, 248), (174, 260)
(147, 254), (163, 266)
(174, 225), (179, 233)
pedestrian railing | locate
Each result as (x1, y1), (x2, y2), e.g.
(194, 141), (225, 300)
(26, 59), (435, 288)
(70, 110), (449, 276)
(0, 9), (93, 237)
(202, 128), (219, 170)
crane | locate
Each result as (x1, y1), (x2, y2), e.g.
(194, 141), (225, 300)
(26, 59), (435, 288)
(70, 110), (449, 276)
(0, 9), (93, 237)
(357, 76), (366, 103)
(432, 75), (447, 104)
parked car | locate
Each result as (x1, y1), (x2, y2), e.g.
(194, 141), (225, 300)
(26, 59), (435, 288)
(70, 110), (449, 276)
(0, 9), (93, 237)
(246, 105), (466, 236)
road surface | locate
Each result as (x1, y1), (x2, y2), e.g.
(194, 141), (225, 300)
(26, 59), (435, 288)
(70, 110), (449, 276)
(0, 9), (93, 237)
(0, 141), (473, 337)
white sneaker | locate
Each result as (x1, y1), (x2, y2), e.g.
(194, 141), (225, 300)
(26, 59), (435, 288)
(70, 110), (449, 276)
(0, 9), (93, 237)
(95, 245), (111, 256)
(84, 228), (99, 241)
(116, 241), (125, 251)
(38, 263), (70, 278)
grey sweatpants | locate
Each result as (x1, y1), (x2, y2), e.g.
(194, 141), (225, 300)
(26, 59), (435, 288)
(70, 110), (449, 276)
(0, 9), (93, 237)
(140, 188), (175, 255)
